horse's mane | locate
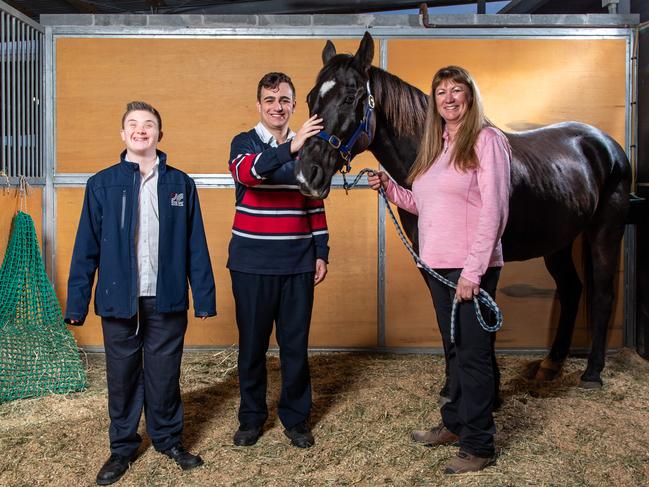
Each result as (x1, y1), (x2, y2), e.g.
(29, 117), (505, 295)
(317, 55), (428, 139)
(368, 66), (428, 138)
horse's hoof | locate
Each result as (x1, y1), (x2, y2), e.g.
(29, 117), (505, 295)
(438, 395), (452, 407)
(530, 358), (563, 381)
(579, 379), (603, 390)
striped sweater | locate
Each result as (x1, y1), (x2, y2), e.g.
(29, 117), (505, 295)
(226, 127), (329, 275)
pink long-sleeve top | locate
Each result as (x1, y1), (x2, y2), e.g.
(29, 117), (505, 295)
(386, 126), (511, 285)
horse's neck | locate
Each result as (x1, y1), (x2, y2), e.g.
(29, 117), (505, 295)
(368, 68), (426, 188)
(368, 112), (423, 190)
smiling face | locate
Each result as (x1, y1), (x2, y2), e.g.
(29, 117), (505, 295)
(434, 79), (471, 127)
(120, 110), (161, 158)
(257, 82), (296, 133)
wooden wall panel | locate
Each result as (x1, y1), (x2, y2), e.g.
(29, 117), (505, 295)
(0, 189), (43, 264)
(388, 39), (626, 144)
(308, 188), (378, 347)
(385, 39), (626, 349)
(55, 186), (377, 348)
(55, 188), (102, 345)
(55, 38), (378, 174)
(53, 36), (628, 349)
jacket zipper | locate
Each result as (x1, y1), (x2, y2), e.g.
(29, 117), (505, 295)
(120, 189), (126, 229)
(130, 171), (138, 317)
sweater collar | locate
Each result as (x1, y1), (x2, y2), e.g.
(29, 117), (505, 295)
(254, 122), (295, 148)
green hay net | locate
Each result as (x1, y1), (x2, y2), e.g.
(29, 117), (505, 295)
(0, 211), (86, 403)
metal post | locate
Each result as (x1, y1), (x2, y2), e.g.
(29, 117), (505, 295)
(378, 37), (388, 348)
(19, 21), (25, 177)
(27, 26), (32, 177)
(1, 11), (6, 175)
(43, 26), (54, 279)
(10, 16), (16, 179)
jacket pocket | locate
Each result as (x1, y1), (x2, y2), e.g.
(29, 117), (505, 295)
(120, 189), (127, 230)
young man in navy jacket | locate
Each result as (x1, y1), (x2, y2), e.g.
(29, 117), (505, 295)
(228, 72), (327, 448)
(65, 101), (216, 485)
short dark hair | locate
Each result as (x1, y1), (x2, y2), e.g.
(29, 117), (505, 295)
(121, 101), (162, 131)
(257, 72), (296, 101)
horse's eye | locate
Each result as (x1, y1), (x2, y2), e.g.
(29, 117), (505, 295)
(343, 95), (355, 104)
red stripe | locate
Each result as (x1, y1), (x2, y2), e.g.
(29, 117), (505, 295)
(308, 212), (328, 231)
(234, 213), (312, 234)
(230, 154), (259, 185)
(242, 189), (307, 209)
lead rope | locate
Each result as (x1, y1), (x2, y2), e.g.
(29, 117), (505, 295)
(344, 168), (503, 343)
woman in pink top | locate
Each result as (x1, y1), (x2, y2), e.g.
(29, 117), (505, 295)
(369, 66), (511, 474)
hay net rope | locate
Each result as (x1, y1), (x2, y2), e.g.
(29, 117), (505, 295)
(0, 211), (86, 403)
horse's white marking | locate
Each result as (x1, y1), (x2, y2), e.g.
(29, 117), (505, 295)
(319, 80), (336, 97)
(296, 170), (307, 185)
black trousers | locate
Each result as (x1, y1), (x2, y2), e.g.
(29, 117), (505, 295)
(101, 297), (188, 458)
(231, 270), (315, 430)
(426, 267), (501, 458)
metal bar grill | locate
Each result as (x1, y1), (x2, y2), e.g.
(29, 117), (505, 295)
(1, 11), (6, 176)
(0, 2), (44, 182)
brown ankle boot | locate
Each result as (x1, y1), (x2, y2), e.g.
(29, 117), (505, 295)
(411, 423), (460, 446)
(443, 450), (496, 474)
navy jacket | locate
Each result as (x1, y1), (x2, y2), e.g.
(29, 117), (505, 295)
(65, 150), (216, 325)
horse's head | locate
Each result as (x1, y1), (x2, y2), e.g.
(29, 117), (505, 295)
(296, 32), (376, 199)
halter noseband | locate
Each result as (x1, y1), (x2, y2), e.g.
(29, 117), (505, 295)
(314, 80), (375, 174)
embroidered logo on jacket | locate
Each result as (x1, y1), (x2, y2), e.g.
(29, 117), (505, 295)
(170, 192), (184, 207)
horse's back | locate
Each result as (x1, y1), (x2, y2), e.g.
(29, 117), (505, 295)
(501, 122), (630, 261)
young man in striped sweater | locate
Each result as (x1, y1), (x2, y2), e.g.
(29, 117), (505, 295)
(227, 72), (328, 449)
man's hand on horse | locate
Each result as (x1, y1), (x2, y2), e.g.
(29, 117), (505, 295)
(456, 276), (480, 302)
(314, 258), (328, 286)
(291, 115), (324, 154)
(367, 170), (389, 191)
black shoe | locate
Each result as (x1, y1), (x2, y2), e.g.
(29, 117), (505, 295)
(96, 454), (132, 485)
(284, 422), (314, 449)
(233, 424), (263, 446)
(161, 444), (204, 471)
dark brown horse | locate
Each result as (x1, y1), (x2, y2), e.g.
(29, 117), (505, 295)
(296, 32), (631, 389)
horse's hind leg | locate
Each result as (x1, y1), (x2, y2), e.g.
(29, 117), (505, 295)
(580, 220), (625, 388)
(536, 243), (583, 380)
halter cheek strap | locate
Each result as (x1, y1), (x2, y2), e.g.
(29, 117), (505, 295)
(315, 80), (375, 173)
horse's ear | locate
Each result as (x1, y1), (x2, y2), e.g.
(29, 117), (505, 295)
(353, 31), (374, 72)
(322, 40), (337, 65)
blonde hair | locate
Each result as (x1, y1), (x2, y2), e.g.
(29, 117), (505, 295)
(407, 66), (489, 185)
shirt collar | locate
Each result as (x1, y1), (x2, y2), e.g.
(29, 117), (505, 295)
(125, 155), (159, 180)
(255, 121), (295, 148)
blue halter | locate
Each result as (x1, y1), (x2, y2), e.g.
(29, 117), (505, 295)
(314, 81), (375, 174)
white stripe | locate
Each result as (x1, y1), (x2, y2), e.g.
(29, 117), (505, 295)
(251, 154), (263, 180)
(232, 229), (313, 240)
(319, 80), (336, 97)
(306, 208), (325, 214)
(255, 184), (300, 189)
(312, 230), (329, 236)
(233, 153), (249, 183)
(236, 206), (307, 215)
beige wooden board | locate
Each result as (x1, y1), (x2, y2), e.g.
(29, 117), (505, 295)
(55, 38), (379, 174)
(0, 188), (43, 264)
(56, 186), (377, 348)
(385, 39), (626, 348)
